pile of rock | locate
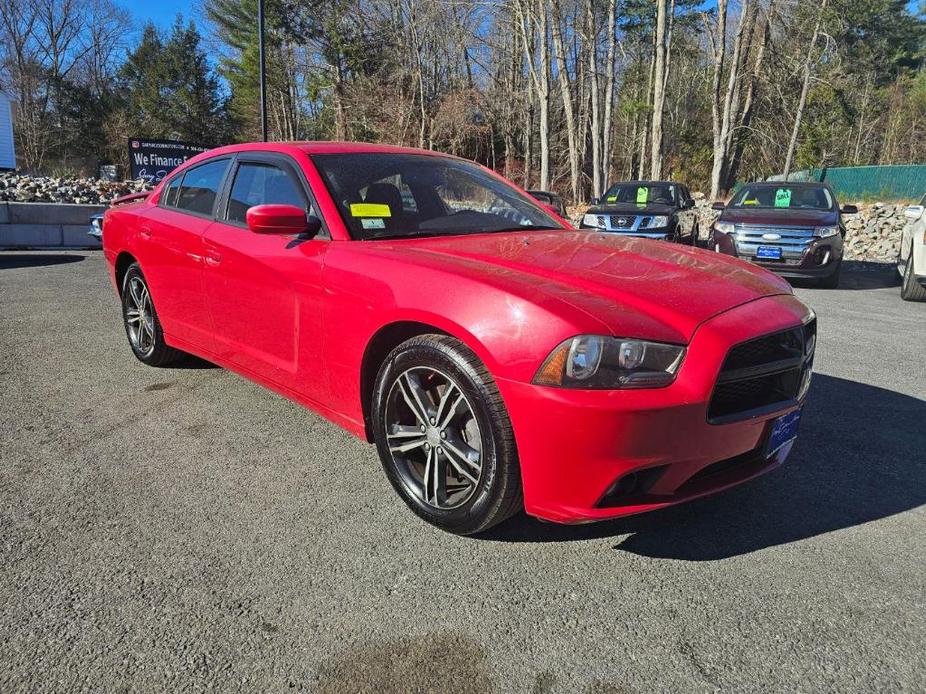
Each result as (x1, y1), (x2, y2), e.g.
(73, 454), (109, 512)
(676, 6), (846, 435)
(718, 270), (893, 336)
(841, 203), (909, 262)
(0, 173), (152, 205)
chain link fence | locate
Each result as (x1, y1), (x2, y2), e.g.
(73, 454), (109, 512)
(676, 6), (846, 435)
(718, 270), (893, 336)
(767, 165), (926, 201)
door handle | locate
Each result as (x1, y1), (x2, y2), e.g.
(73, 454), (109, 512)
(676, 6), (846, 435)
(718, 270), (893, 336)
(204, 248), (222, 266)
(139, 226), (152, 240)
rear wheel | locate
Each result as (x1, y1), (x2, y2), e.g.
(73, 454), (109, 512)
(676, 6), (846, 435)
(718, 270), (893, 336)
(121, 263), (184, 366)
(901, 244), (926, 301)
(371, 335), (522, 535)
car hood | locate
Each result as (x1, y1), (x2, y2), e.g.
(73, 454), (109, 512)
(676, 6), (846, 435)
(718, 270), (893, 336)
(720, 207), (839, 226)
(586, 202), (676, 216)
(387, 231), (792, 343)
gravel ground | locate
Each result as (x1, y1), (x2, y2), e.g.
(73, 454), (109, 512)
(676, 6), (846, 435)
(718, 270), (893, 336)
(1, 251), (924, 693)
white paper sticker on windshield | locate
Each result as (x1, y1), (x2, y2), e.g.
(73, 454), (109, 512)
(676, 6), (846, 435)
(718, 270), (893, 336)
(361, 218), (385, 230)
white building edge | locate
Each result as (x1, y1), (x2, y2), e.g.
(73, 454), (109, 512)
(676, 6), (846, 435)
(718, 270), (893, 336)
(0, 90), (16, 170)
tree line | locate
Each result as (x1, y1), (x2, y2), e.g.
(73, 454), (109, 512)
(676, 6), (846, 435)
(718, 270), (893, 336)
(1, 0), (924, 201)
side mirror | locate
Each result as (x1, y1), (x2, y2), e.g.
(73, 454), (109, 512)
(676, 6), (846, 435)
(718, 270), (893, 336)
(590, 197), (600, 206)
(246, 204), (320, 236)
(841, 204), (859, 215)
(903, 205), (924, 220)
(683, 199), (696, 209)
(540, 202), (560, 217)
(711, 201), (726, 211)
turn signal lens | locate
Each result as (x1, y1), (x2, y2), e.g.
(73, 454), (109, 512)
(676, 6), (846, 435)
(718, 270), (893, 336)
(534, 336), (685, 389)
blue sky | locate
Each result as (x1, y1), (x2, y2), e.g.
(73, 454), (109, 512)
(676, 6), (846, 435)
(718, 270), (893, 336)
(115, 0), (203, 31)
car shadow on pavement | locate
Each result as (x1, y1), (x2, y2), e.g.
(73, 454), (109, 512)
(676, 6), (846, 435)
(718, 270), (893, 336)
(0, 253), (85, 269)
(790, 261), (900, 290)
(481, 374), (926, 561)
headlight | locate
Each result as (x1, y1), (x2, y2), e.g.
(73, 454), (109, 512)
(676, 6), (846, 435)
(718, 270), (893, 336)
(813, 225), (839, 238)
(713, 221), (735, 235)
(582, 213), (606, 229)
(647, 215), (669, 228)
(534, 335), (685, 389)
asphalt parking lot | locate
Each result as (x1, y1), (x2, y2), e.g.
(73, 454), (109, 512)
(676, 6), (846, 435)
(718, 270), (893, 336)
(1, 251), (924, 692)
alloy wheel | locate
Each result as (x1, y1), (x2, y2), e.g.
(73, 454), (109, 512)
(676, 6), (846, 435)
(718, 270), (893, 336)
(384, 366), (483, 509)
(125, 276), (155, 356)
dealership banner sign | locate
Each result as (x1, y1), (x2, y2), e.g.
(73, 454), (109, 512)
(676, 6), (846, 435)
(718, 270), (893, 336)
(127, 138), (210, 182)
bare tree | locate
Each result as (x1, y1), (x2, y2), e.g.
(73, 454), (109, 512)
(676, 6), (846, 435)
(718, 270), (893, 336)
(782, 0), (829, 177)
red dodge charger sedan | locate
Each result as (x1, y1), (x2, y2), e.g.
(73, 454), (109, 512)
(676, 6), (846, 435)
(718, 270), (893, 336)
(103, 142), (814, 534)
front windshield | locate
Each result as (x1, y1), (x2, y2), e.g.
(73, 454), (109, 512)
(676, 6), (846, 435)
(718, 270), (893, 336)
(602, 183), (677, 205)
(311, 153), (562, 240)
(731, 185), (834, 210)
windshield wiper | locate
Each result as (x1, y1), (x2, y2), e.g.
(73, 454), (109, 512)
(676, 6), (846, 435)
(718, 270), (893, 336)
(363, 231), (439, 241)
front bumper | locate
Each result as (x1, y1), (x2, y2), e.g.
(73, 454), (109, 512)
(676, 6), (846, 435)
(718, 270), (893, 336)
(580, 223), (671, 240)
(496, 294), (812, 524)
(711, 229), (842, 279)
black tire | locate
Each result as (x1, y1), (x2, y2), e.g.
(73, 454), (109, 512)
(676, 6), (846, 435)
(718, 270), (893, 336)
(900, 244), (926, 301)
(371, 335), (522, 535)
(816, 260), (841, 289)
(690, 222), (700, 246)
(121, 262), (184, 366)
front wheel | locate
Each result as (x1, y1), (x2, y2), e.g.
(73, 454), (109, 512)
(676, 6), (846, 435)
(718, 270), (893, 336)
(371, 335), (522, 535)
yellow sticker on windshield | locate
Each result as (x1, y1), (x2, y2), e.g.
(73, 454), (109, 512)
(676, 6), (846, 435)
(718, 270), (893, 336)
(774, 189), (792, 208)
(350, 203), (392, 218)
(606, 195), (617, 202)
(636, 187), (649, 204)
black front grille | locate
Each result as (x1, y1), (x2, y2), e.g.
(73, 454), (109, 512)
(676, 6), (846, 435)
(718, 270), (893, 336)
(708, 320), (815, 423)
(610, 215), (636, 228)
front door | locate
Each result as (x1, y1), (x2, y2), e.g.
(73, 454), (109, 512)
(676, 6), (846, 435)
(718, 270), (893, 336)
(202, 154), (329, 402)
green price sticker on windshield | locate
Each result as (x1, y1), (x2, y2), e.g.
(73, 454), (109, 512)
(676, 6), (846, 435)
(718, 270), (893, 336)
(774, 189), (792, 208)
(636, 187), (649, 204)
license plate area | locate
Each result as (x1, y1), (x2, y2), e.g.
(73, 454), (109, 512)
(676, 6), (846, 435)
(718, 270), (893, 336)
(756, 245), (782, 260)
(766, 408), (801, 456)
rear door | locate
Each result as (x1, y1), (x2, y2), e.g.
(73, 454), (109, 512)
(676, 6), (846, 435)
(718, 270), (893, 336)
(139, 156), (231, 350)
(202, 152), (329, 400)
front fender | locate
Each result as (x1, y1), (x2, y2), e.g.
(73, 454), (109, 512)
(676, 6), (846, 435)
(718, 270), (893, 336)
(319, 242), (609, 428)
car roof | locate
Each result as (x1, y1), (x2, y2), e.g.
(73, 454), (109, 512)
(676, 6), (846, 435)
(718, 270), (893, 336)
(193, 140), (452, 159)
(746, 181), (829, 188)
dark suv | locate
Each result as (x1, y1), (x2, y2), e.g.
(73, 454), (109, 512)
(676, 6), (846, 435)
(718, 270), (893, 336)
(709, 182), (857, 288)
(579, 180), (699, 244)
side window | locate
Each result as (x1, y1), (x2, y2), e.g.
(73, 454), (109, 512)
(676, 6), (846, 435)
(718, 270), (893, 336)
(174, 159), (229, 216)
(161, 174), (183, 208)
(226, 162), (307, 224)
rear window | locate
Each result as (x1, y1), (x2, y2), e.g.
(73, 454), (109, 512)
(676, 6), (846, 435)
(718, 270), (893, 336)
(174, 159), (229, 216)
(161, 175), (183, 208)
